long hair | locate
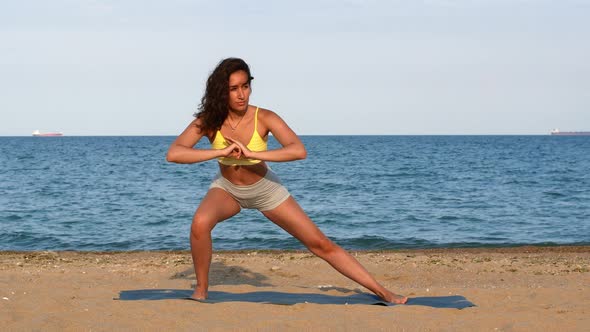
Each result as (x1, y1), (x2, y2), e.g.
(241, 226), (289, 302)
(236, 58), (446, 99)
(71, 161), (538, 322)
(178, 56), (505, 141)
(194, 58), (254, 134)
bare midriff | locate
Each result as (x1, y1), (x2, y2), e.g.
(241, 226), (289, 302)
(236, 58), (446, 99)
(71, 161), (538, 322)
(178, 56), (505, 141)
(218, 162), (268, 185)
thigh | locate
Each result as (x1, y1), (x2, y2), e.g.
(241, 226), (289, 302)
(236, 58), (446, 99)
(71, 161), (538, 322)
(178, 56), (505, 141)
(261, 196), (329, 244)
(194, 188), (241, 228)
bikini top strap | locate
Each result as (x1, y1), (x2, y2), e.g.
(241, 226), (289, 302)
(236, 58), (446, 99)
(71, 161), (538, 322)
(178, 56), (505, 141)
(254, 107), (259, 132)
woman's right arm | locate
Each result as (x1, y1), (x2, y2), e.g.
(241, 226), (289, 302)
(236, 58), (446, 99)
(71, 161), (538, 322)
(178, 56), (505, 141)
(166, 119), (236, 164)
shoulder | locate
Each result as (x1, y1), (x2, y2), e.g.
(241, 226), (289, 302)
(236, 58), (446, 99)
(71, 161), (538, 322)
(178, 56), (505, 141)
(194, 116), (210, 126)
(257, 107), (284, 124)
(188, 117), (214, 139)
(256, 107), (297, 137)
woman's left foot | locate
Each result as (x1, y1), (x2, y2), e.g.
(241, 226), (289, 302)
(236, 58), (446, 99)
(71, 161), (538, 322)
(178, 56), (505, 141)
(381, 291), (408, 304)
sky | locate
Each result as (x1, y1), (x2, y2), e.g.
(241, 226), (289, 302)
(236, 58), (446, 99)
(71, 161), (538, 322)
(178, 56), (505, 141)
(1, 0), (589, 135)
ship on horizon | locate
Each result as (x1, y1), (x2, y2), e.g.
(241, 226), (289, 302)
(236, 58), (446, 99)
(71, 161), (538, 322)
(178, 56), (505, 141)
(32, 130), (63, 137)
(550, 129), (590, 136)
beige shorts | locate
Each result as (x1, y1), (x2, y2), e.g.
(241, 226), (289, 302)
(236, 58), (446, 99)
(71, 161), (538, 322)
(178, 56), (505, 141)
(209, 169), (291, 211)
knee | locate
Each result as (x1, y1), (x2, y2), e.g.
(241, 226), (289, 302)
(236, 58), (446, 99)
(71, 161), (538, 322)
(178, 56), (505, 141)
(190, 214), (215, 239)
(308, 237), (338, 257)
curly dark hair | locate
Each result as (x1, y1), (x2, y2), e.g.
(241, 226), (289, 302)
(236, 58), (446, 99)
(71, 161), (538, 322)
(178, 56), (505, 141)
(194, 58), (254, 135)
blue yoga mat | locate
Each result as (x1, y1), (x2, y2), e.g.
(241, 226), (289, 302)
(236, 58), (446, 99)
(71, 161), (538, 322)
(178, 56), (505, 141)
(116, 289), (475, 309)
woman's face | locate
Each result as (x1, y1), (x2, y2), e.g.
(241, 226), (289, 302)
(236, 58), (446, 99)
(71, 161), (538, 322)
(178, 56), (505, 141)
(228, 70), (251, 112)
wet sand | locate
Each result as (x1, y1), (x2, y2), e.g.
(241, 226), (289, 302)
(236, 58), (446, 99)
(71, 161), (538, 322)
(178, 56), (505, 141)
(1, 246), (589, 331)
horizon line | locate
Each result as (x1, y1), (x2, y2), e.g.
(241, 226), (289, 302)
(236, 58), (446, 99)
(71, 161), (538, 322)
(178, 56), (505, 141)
(0, 133), (565, 137)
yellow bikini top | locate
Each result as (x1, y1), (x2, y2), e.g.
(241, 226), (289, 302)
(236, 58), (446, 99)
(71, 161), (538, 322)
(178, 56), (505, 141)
(211, 107), (268, 166)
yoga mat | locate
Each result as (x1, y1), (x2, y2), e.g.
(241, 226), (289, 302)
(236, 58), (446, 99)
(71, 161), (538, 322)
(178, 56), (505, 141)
(116, 289), (475, 309)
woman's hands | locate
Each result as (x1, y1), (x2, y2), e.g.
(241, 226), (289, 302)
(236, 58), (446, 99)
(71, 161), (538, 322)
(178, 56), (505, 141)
(221, 141), (243, 159)
(225, 137), (252, 159)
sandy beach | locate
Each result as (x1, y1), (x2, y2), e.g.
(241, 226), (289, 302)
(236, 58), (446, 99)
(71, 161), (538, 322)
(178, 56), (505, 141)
(1, 246), (588, 331)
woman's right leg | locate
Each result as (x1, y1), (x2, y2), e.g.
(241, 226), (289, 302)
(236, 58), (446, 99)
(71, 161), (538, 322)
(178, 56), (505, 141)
(190, 188), (241, 300)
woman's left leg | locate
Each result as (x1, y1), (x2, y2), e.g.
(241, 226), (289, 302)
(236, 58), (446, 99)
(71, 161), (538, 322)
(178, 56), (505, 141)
(262, 197), (407, 304)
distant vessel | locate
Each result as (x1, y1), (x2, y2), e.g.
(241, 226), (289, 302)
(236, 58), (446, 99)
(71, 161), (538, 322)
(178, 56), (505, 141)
(32, 130), (63, 137)
(550, 129), (590, 136)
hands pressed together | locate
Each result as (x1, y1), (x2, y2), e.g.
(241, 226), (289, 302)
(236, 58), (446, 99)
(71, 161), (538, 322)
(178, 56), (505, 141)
(222, 137), (251, 160)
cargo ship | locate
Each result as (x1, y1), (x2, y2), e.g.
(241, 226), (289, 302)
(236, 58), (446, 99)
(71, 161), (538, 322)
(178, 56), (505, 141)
(550, 129), (590, 136)
(32, 130), (63, 137)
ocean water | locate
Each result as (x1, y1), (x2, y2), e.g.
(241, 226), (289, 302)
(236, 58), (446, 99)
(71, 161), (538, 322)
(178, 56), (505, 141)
(0, 136), (589, 251)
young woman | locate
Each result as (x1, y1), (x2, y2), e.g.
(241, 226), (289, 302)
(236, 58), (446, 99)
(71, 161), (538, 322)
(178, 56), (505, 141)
(166, 58), (407, 304)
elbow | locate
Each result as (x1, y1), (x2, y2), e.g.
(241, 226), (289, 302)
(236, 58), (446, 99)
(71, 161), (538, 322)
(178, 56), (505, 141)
(166, 150), (177, 163)
(297, 147), (307, 160)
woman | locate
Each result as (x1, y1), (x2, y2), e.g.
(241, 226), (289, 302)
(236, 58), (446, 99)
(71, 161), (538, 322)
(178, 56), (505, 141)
(166, 58), (407, 304)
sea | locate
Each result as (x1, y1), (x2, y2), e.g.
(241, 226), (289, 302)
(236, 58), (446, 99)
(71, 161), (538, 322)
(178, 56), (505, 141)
(1, 136), (589, 251)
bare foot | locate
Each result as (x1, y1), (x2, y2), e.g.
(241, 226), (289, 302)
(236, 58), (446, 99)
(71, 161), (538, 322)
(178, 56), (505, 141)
(191, 288), (208, 300)
(381, 290), (408, 304)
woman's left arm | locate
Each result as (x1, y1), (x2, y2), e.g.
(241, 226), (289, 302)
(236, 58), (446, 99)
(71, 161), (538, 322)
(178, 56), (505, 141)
(227, 110), (307, 162)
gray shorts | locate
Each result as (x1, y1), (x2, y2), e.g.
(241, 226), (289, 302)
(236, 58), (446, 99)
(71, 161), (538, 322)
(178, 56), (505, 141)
(209, 169), (291, 211)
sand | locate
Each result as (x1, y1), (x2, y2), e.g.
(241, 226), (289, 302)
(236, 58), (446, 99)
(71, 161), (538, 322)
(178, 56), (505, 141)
(1, 246), (589, 331)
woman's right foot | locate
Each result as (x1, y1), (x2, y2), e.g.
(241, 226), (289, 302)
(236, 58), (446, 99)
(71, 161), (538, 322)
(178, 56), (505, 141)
(191, 288), (208, 300)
